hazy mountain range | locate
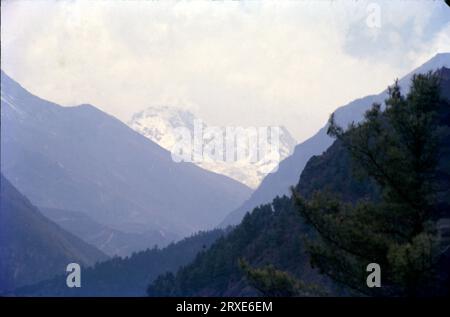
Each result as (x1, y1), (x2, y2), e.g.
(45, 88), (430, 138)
(1, 53), (449, 297)
(0, 70), (252, 257)
(39, 207), (177, 257)
(0, 174), (108, 293)
(220, 52), (450, 227)
(128, 106), (297, 188)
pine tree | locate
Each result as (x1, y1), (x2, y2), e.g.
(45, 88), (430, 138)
(293, 71), (448, 296)
(239, 259), (324, 297)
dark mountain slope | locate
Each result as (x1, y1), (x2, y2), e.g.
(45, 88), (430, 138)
(147, 196), (330, 296)
(296, 138), (381, 203)
(0, 175), (108, 293)
(12, 229), (224, 296)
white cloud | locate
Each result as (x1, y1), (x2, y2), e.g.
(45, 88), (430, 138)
(2, 0), (449, 141)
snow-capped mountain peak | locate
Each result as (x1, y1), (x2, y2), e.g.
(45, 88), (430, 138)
(129, 106), (196, 149)
(128, 106), (297, 188)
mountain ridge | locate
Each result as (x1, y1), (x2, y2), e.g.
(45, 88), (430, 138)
(146, 66), (450, 297)
(0, 174), (108, 293)
(11, 228), (226, 296)
(1, 70), (252, 255)
(220, 53), (450, 227)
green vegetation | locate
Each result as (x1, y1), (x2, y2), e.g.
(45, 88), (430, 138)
(239, 259), (325, 296)
(293, 70), (450, 296)
(147, 196), (331, 296)
(148, 68), (450, 297)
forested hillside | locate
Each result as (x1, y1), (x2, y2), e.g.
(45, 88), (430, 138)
(13, 229), (224, 296)
(148, 196), (331, 296)
(148, 68), (450, 297)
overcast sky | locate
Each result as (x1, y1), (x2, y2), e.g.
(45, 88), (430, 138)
(2, 0), (450, 141)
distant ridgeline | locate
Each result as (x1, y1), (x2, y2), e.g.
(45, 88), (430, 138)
(147, 68), (450, 297)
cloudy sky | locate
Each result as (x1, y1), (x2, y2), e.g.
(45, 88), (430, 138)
(2, 0), (449, 141)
